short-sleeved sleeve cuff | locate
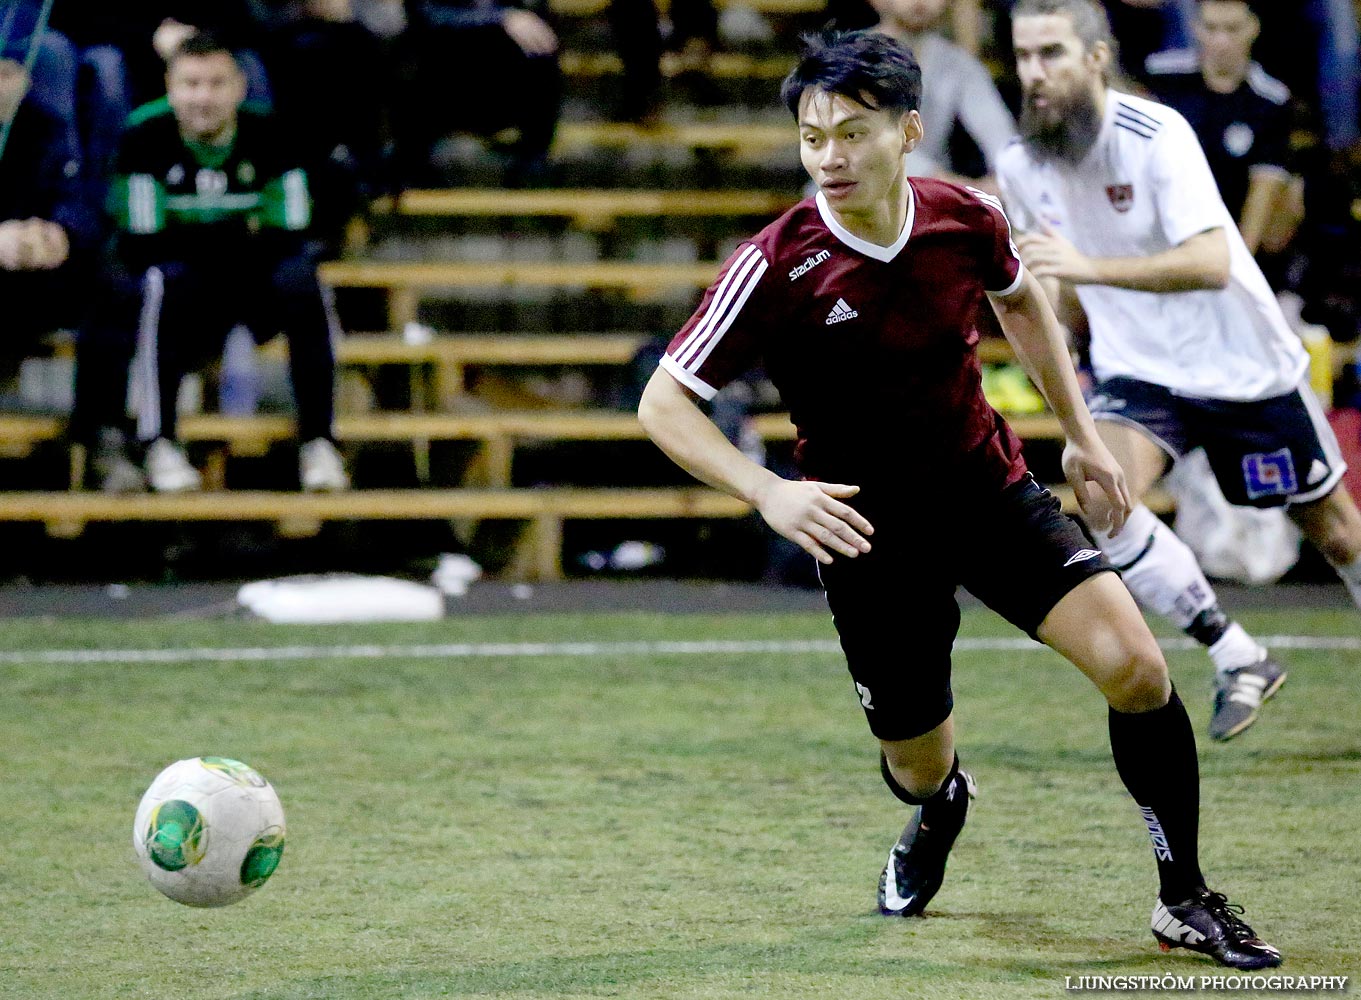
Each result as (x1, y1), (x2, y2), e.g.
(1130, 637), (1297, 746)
(987, 261), (1026, 297)
(659, 353), (720, 400)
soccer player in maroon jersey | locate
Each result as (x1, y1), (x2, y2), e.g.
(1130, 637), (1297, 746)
(638, 30), (1282, 969)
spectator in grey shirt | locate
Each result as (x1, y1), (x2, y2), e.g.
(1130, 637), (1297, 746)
(871, 0), (1017, 189)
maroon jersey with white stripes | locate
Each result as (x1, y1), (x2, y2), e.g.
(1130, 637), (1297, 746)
(662, 177), (1029, 491)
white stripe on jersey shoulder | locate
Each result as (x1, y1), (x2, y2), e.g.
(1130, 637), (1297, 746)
(672, 242), (762, 364)
(1246, 63), (1291, 105)
(816, 184), (915, 262)
(659, 353), (719, 400)
(1144, 47), (1198, 76)
(965, 185), (1005, 215)
(674, 246), (768, 367)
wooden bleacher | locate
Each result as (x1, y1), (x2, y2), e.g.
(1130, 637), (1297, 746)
(552, 121), (792, 155)
(319, 260), (720, 330)
(273, 331), (650, 408)
(371, 189), (795, 229)
(0, 487), (748, 580)
(0, 484), (1165, 581)
(0, 408), (1066, 484)
(0, 4), (1173, 584)
(560, 52), (795, 81)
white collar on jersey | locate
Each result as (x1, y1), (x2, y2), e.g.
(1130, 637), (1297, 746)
(814, 178), (916, 262)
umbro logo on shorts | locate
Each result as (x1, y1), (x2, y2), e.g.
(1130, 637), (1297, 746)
(826, 298), (859, 325)
(1063, 549), (1102, 568)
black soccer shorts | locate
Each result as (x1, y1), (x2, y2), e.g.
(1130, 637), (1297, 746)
(817, 473), (1114, 742)
(1088, 376), (1347, 508)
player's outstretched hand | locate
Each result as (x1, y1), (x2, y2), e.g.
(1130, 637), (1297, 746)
(1061, 439), (1132, 537)
(1015, 227), (1098, 285)
(753, 479), (874, 565)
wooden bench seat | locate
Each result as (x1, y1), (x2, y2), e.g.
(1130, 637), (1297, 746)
(0, 414), (63, 458)
(552, 121), (792, 155)
(318, 260), (719, 329)
(560, 52), (795, 81)
(0, 482), (1169, 580)
(371, 189), (795, 228)
(0, 487), (750, 580)
(4, 409), (1065, 481)
(266, 332), (651, 407)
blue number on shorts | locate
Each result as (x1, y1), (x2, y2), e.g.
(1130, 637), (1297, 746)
(1242, 448), (1298, 499)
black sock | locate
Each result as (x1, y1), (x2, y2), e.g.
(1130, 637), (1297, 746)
(1108, 687), (1205, 903)
(881, 752), (967, 831)
(1185, 606), (1230, 647)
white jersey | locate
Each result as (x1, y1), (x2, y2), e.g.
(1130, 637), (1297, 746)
(996, 89), (1307, 402)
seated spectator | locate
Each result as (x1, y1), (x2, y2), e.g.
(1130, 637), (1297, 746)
(255, 0), (386, 248)
(1103, 0), (1192, 75)
(391, 0), (561, 186)
(73, 32), (348, 493)
(48, 1), (268, 111)
(49, 0), (270, 196)
(593, 0), (725, 124)
(870, 0), (1017, 187)
(2, 2), (83, 159)
(1145, 0), (1294, 256)
(0, 31), (92, 381)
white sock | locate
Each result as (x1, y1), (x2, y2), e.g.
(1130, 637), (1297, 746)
(1095, 505), (1266, 671)
(1332, 552), (1361, 611)
(1208, 623), (1267, 677)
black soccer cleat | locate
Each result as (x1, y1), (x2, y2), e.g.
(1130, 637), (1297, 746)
(877, 769), (976, 917)
(1152, 888), (1283, 970)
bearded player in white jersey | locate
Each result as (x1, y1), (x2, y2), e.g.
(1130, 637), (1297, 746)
(995, 0), (1361, 743)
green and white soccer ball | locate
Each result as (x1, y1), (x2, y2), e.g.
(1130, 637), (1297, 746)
(133, 756), (286, 907)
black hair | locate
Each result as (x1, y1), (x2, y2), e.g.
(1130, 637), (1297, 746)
(166, 30), (240, 69)
(780, 30), (922, 120)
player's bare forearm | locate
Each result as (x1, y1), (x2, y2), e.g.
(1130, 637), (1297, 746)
(990, 272), (1132, 533)
(989, 270), (1100, 447)
(638, 368), (875, 564)
(637, 368), (777, 505)
(1239, 168), (1290, 256)
(1017, 227), (1230, 292)
(1087, 228), (1230, 291)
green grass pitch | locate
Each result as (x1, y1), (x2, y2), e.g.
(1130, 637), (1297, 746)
(1, 609), (1357, 999)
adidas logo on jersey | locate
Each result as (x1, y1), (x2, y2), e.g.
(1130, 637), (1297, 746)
(826, 298), (859, 325)
(789, 249), (831, 281)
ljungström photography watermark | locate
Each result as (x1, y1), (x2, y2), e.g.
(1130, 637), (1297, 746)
(1064, 975), (1349, 992)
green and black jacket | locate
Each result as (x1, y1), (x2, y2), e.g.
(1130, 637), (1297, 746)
(107, 99), (313, 272)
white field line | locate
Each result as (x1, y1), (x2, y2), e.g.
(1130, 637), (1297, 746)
(0, 635), (1356, 666)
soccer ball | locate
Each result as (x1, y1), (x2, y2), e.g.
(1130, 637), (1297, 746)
(133, 756), (286, 907)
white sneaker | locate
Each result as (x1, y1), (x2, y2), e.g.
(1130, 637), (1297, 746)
(144, 438), (202, 493)
(300, 438), (349, 492)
